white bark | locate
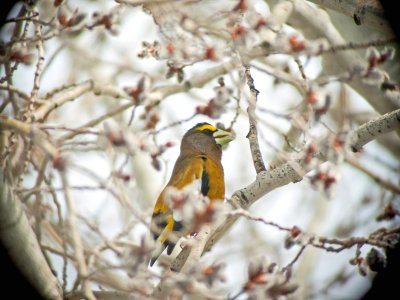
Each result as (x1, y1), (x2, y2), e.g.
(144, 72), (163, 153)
(0, 171), (62, 300)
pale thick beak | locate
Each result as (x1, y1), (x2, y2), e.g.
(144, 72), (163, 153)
(213, 128), (235, 146)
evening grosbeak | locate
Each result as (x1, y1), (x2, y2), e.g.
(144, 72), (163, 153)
(149, 122), (234, 266)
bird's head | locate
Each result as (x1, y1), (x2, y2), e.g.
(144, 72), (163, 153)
(181, 123), (235, 159)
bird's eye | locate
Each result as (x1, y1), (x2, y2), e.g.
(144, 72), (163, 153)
(201, 129), (214, 136)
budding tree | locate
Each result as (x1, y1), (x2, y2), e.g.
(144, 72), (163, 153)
(0, 0), (399, 299)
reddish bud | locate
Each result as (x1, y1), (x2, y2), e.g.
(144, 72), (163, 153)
(54, 0), (64, 6)
(333, 137), (345, 151)
(192, 203), (215, 232)
(252, 273), (267, 284)
(98, 15), (112, 30)
(324, 175), (336, 189)
(289, 35), (305, 52)
(166, 42), (175, 54)
(377, 203), (399, 221)
(114, 171), (131, 182)
(205, 47), (217, 60)
(9, 50), (34, 65)
(202, 266), (215, 276)
(310, 171), (336, 189)
(254, 17), (267, 31)
(231, 24), (247, 39)
(233, 0), (248, 11)
(57, 12), (85, 27)
(144, 104), (153, 113)
(306, 90), (318, 104)
(196, 99), (216, 117)
(146, 112), (160, 129)
(148, 46), (157, 55)
(307, 143), (317, 154)
(150, 112), (160, 123)
(52, 154), (65, 171)
(244, 273), (268, 290)
(107, 131), (125, 146)
(57, 13), (69, 26)
(290, 226), (301, 238)
(126, 87), (143, 103)
(304, 143), (317, 163)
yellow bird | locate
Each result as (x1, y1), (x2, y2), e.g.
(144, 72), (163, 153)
(149, 122), (234, 266)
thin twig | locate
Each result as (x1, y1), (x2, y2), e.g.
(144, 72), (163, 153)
(28, 9), (45, 121)
(244, 64), (266, 173)
(60, 171), (96, 300)
(346, 156), (400, 194)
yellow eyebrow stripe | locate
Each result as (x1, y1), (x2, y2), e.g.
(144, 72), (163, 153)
(195, 124), (217, 132)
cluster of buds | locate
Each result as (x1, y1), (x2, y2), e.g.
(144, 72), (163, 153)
(376, 203), (400, 221)
(139, 39), (221, 70)
(349, 247), (387, 276)
(137, 0), (278, 69)
(196, 78), (233, 118)
(120, 234), (156, 276)
(347, 47), (396, 88)
(100, 122), (172, 171)
(326, 131), (349, 164)
(139, 100), (161, 129)
(166, 61), (185, 83)
(285, 35), (331, 55)
(138, 41), (161, 59)
(90, 11), (119, 34)
(163, 186), (226, 236)
(365, 47), (395, 76)
(8, 46), (34, 65)
(144, 109), (160, 130)
(288, 35), (306, 52)
(124, 76), (149, 105)
(305, 88), (331, 122)
(242, 257), (298, 299)
(149, 141), (174, 171)
(57, 6), (85, 28)
(103, 122), (126, 147)
(185, 262), (226, 288)
(309, 166), (337, 193)
(53, 0), (64, 6)
(284, 226), (302, 249)
(303, 143), (318, 165)
(245, 257), (277, 291)
(228, 0), (275, 47)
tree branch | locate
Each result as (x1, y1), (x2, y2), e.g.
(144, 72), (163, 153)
(244, 65), (266, 173)
(307, 0), (392, 34)
(0, 171), (62, 299)
(60, 171), (95, 300)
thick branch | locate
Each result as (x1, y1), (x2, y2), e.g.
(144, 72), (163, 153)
(33, 81), (94, 122)
(350, 108), (400, 151)
(0, 115), (59, 159)
(307, 0), (392, 34)
(0, 171), (62, 299)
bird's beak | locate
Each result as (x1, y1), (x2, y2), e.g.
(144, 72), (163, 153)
(213, 128), (235, 146)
